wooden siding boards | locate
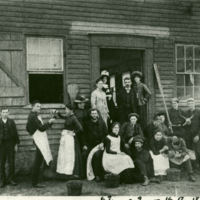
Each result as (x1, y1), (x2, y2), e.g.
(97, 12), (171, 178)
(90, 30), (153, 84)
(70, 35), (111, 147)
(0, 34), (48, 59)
(0, 0), (198, 152)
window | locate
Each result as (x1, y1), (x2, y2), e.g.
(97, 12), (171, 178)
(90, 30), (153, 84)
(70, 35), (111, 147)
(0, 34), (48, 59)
(176, 44), (200, 100)
(27, 37), (64, 103)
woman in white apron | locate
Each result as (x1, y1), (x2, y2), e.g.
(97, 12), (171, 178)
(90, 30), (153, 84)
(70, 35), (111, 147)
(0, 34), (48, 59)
(56, 104), (84, 180)
(102, 122), (135, 184)
(149, 130), (169, 178)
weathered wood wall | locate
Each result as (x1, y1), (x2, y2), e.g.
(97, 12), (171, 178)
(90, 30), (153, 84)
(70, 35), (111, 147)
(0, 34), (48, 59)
(0, 0), (199, 167)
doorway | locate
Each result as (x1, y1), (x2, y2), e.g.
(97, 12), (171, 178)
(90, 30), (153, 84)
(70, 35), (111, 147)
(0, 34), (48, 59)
(100, 48), (143, 106)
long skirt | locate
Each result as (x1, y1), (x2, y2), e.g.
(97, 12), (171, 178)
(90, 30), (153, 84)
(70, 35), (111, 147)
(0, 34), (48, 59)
(102, 151), (134, 174)
(150, 151), (169, 176)
(56, 130), (83, 178)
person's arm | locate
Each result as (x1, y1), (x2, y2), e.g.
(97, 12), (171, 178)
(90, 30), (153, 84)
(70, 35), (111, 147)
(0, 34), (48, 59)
(105, 137), (117, 154)
(12, 120), (20, 145)
(180, 139), (188, 157)
(143, 84), (151, 101)
(137, 124), (144, 137)
(119, 123), (127, 141)
(91, 91), (96, 108)
(101, 120), (108, 143)
(57, 112), (67, 119)
(149, 139), (160, 155)
(31, 114), (51, 132)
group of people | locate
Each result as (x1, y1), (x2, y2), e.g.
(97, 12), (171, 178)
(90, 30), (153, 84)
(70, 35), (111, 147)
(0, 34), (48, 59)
(0, 70), (199, 188)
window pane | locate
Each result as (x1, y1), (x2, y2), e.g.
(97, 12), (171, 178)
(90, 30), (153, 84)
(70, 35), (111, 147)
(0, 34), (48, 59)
(186, 60), (193, 72)
(39, 55), (50, 70)
(28, 55), (39, 70)
(51, 56), (62, 70)
(51, 39), (62, 55)
(177, 46), (184, 59)
(40, 39), (50, 55)
(28, 38), (39, 54)
(177, 87), (185, 100)
(185, 74), (194, 86)
(177, 60), (185, 72)
(195, 60), (200, 72)
(186, 86), (193, 98)
(186, 46), (193, 59)
(195, 46), (200, 59)
(194, 74), (200, 86)
(177, 74), (184, 86)
(194, 87), (200, 100)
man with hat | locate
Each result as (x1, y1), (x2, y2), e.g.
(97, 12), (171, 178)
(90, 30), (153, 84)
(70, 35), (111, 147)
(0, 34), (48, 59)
(116, 77), (135, 125)
(74, 95), (89, 129)
(0, 106), (20, 188)
(131, 71), (151, 130)
(184, 98), (200, 170)
(131, 136), (158, 186)
(168, 97), (186, 138)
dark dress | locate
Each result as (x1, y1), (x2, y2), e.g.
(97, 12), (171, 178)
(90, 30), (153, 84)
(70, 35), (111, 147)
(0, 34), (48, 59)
(150, 137), (167, 155)
(57, 112), (84, 179)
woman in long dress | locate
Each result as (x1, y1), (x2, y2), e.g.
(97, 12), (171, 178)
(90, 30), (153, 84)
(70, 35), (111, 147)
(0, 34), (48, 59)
(56, 104), (84, 180)
(102, 122), (135, 184)
(149, 130), (169, 179)
(91, 78), (109, 127)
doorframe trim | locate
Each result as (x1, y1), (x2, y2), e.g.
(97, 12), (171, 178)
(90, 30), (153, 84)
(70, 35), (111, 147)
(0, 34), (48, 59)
(90, 34), (155, 124)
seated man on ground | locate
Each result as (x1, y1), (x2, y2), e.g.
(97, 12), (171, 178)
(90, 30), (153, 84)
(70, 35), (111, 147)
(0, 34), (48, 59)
(167, 131), (196, 182)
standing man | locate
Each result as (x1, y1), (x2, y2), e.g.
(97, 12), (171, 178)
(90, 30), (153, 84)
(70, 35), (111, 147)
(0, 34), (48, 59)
(82, 108), (108, 181)
(168, 98), (186, 138)
(184, 98), (200, 170)
(131, 71), (151, 130)
(26, 100), (55, 188)
(0, 106), (20, 188)
(117, 77), (135, 125)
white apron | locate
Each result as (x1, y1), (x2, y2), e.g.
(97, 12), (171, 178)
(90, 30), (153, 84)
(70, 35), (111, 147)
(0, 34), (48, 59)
(102, 135), (134, 174)
(56, 130), (75, 175)
(150, 151), (169, 176)
(32, 116), (53, 165)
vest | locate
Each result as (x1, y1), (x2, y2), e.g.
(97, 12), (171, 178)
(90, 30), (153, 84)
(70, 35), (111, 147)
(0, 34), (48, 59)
(2, 120), (11, 140)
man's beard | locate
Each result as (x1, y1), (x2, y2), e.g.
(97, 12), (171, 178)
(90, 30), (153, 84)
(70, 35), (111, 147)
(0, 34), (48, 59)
(91, 116), (98, 121)
(136, 146), (142, 151)
(125, 84), (130, 88)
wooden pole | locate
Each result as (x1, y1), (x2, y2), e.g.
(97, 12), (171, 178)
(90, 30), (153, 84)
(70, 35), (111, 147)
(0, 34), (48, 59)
(153, 63), (173, 133)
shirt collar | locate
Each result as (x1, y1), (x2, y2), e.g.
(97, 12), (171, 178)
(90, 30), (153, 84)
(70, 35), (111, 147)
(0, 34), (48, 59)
(2, 118), (7, 123)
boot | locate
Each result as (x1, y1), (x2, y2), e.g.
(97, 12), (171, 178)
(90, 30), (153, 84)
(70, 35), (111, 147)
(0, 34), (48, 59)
(142, 176), (149, 186)
(188, 173), (196, 182)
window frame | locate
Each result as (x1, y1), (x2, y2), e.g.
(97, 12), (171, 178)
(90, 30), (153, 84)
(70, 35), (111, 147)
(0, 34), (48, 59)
(175, 43), (200, 102)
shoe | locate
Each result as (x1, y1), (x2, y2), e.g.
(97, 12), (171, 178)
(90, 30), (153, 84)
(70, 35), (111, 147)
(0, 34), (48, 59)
(33, 183), (46, 188)
(9, 180), (17, 186)
(0, 182), (6, 188)
(150, 177), (161, 184)
(189, 174), (196, 182)
(142, 176), (149, 186)
(95, 176), (101, 182)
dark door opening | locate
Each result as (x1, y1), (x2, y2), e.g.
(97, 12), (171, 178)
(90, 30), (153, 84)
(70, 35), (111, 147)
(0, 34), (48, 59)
(29, 74), (63, 103)
(100, 48), (143, 105)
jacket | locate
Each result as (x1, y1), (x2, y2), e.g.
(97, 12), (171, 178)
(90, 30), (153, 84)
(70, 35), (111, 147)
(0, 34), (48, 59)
(0, 118), (20, 146)
(133, 82), (151, 106)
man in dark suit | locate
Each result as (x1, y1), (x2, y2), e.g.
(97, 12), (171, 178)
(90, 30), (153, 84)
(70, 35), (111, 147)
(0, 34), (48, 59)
(117, 77), (135, 125)
(82, 108), (108, 181)
(0, 106), (20, 188)
(26, 100), (55, 188)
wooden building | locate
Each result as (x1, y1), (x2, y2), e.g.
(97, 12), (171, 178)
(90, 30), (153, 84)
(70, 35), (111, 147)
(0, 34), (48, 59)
(0, 0), (199, 173)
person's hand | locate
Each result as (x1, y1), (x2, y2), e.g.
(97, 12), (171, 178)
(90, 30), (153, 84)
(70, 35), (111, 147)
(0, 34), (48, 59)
(175, 153), (181, 158)
(185, 118), (191, 125)
(49, 118), (55, 124)
(83, 146), (88, 150)
(128, 137), (134, 145)
(193, 135), (199, 143)
(14, 144), (18, 152)
(99, 143), (104, 150)
(163, 145), (169, 151)
(125, 143), (130, 149)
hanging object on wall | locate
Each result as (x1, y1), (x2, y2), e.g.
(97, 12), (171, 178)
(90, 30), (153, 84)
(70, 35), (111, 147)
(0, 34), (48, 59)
(67, 84), (80, 104)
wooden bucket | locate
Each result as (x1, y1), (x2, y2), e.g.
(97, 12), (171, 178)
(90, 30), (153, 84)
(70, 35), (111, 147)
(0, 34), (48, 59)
(166, 168), (181, 181)
(104, 174), (120, 188)
(67, 180), (83, 196)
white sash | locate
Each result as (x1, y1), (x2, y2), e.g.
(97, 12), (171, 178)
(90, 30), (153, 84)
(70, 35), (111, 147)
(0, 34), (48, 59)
(32, 116), (53, 165)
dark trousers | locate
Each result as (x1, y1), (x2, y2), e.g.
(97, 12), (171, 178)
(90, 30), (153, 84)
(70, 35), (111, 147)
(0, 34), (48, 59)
(82, 149), (90, 178)
(134, 160), (154, 178)
(170, 159), (193, 174)
(135, 105), (146, 130)
(118, 108), (132, 125)
(31, 144), (48, 186)
(0, 139), (15, 183)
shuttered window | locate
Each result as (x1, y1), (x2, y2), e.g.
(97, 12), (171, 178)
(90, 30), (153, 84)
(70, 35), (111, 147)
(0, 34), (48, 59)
(27, 38), (63, 71)
(176, 44), (200, 100)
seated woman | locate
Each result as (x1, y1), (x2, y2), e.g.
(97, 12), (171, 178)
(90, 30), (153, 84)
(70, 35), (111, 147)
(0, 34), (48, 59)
(102, 122), (135, 184)
(55, 104), (84, 180)
(149, 130), (170, 179)
(167, 132), (195, 182)
(119, 113), (143, 149)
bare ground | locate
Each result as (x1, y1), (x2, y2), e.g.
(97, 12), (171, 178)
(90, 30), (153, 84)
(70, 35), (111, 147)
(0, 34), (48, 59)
(0, 172), (200, 196)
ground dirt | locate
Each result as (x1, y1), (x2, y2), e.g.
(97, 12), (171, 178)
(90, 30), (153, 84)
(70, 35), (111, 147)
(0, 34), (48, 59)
(0, 172), (200, 196)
